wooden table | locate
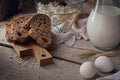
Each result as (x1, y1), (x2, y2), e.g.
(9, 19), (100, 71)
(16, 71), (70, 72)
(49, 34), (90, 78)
(0, 22), (120, 80)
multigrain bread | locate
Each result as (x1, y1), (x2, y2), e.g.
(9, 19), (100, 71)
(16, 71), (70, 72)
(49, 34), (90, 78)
(5, 14), (33, 43)
(5, 13), (52, 48)
(28, 14), (52, 48)
(13, 14), (33, 42)
(5, 21), (17, 42)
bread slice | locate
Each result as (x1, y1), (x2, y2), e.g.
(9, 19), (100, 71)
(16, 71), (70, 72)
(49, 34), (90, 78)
(13, 14), (33, 42)
(5, 13), (52, 48)
(5, 14), (33, 43)
(5, 21), (17, 43)
(28, 14), (52, 48)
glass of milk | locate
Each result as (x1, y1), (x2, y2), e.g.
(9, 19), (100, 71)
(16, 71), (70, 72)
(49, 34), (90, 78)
(87, 0), (120, 50)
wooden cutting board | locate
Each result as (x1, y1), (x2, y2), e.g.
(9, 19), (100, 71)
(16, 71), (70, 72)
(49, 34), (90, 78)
(1, 23), (120, 65)
(12, 43), (53, 66)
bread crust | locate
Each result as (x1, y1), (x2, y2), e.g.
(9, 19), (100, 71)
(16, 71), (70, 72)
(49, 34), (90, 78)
(28, 14), (52, 48)
(5, 13), (52, 48)
(5, 14), (33, 43)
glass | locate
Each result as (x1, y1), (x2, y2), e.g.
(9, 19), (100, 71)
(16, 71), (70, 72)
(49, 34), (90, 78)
(35, 0), (88, 26)
(87, 0), (120, 50)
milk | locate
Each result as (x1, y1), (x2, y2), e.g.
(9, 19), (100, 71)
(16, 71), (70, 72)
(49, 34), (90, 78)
(87, 5), (120, 50)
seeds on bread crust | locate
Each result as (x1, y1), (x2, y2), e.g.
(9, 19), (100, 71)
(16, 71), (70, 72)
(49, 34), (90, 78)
(28, 14), (52, 48)
(5, 13), (52, 48)
(5, 14), (33, 43)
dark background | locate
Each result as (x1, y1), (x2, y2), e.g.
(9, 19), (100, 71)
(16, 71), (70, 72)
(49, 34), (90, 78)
(0, 0), (120, 21)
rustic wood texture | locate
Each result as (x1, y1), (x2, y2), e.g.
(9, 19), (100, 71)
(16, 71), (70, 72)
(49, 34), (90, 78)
(32, 44), (53, 66)
(0, 44), (120, 80)
(0, 22), (53, 66)
(12, 43), (53, 66)
(0, 22), (97, 64)
(0, 21), (120, 80)
(12, 43), (33, 57)
(0, 46), (83, 80)
(0, 22), (120, 64)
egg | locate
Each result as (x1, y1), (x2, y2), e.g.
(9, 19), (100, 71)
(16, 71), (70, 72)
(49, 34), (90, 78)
(95, 56), (114, 72)
(79, 61), (96, 78)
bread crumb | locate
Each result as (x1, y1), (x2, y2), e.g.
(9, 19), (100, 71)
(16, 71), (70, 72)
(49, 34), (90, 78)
(9, 56), (13, 59)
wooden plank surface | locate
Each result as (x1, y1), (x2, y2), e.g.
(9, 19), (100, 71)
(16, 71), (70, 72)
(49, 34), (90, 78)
(50, 44), (97, 64)
(0, 21), (120, 64)
(0, 45), (120, 80)
(0, 46), (83, 80)
(12, 43), (53, 66)
(0, 22), (98, 64)
(0, 21), (120, 80)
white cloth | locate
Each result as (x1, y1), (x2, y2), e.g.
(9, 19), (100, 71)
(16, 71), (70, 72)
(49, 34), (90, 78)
(77, 17), (88, 40)
(51, 18), (89, 47)
(96, 71), (120, 80)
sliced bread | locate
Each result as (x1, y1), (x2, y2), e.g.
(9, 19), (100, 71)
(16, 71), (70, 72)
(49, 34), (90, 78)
(28, 14), (52, 48)
(5, 14), (33, 43)
(5, 21), (17, 42)
(5, 13), (52, 48)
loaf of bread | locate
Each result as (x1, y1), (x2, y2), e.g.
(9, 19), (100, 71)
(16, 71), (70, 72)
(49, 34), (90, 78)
(5, 21), (17, 42)
(12, 14), (33, 42)
(5, 14), (33, 43)
(28, 14), (52, 48)
(5, 13), (52, 48)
